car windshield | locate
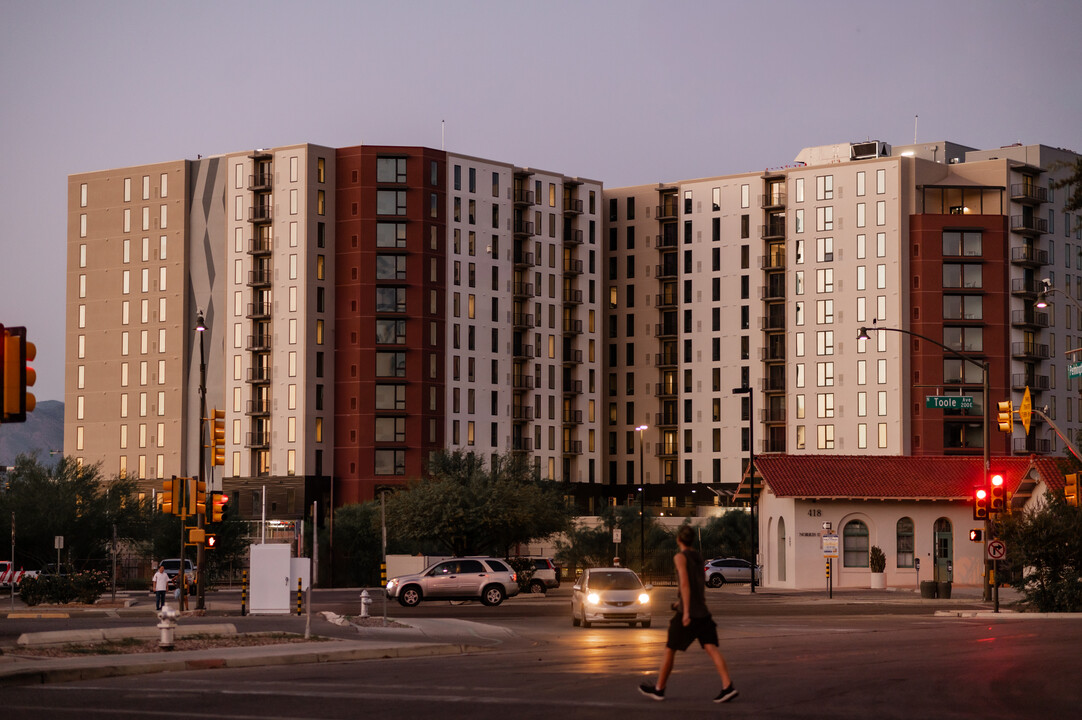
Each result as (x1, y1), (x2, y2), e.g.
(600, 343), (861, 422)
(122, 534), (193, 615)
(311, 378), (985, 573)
(588, 571), (642, 590)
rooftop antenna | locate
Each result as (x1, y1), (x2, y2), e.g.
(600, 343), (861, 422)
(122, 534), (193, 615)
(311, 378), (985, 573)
(914, 114), (919, 144)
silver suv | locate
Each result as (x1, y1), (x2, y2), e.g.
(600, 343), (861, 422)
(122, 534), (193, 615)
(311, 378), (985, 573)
(386, 557), (519, 607)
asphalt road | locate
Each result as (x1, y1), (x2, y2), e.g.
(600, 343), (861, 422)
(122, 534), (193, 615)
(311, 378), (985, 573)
(3, 586), (1079, 719)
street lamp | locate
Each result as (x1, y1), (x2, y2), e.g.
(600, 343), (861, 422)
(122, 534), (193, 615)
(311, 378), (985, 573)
(636, 424), (648, 576)
(195, 310), (207, 611)
(731, 386), (756, 593)
(857, 320), (991, 599)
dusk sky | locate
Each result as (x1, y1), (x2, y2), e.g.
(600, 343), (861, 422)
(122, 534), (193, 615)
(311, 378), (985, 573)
(2, 0), (1080, 403)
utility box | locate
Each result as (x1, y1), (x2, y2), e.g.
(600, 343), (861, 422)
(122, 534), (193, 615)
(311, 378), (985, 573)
(249, 544), (293, 615)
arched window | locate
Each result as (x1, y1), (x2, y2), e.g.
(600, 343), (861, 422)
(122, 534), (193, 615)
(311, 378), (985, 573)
(843, 520), (869, 567)
(896, 517), (914, 568)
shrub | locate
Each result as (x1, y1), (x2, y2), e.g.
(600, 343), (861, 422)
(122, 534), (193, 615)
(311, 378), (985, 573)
(869, 546), (887, 573)
(16, 571), (108, 606)
(507, 557), (536, 593)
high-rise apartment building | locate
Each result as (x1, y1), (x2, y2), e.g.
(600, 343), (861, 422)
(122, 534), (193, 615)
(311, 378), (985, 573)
(66, 137), (1080, 525)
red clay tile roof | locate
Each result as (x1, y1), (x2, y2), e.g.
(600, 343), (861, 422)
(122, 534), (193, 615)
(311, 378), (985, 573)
(753, 455), (1065, 500)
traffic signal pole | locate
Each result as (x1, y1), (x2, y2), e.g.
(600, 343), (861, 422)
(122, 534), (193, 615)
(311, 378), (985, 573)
(196, 312), (207, 611)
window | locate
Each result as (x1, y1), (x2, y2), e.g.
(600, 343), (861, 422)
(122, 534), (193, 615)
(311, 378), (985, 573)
(376, 222), (406, 248)
(943, 326), (983, 352)
(943, 295), (982, 320)
(375, 384), (406, 410)
(376, 287), (406, 312)
(943, 264), (982, 289)
(816, 175), (833, 200)
(816, 206), (834, 231)
(374, 449), (406, 475)
(942, 231), (982, 257)
(375, 319), (407, 344)
(896, 517), (914, 567)
(376, 190), (406, 215)
(376, 255), (407, 280)
(375, 417), (406, 442)
(376, 157), (407, 183)
(843, 520), (869, 567)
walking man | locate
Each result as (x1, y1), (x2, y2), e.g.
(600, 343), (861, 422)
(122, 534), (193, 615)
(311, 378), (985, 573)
(152, 564), (169, 611)
(639, 525), (738, 703)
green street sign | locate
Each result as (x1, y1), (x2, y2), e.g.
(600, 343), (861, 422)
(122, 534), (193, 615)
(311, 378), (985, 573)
(925, 395), (974, 410)
(1069, 362), (1082, 379)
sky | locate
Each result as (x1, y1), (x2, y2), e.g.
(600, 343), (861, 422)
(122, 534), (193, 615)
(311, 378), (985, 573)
(2, 0), (1081, 403)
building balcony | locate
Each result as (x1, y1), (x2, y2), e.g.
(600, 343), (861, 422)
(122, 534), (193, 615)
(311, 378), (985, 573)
(1011, 309), (1049, 329)
(563, 318), (583, 335)
(513, 343), (534, 359)
(248, 269), (272, 287)
(655, 293), (679, 309)
(562, 440), (583, 455)
(563, 228), (584, 245)
(246, 400), (271, 416)
(1010, 183), (1048, 205)
(654, 351), (679, 368)
(247, 366), (271, 384)
(655, 383), (678, 398)
(655, 233), (678, 250)
(761, 406), (786, 423)
(248, 173), (273, 191)
(562, 348), (583, 365)
(1010, 278), (1042, 297)
(655, 264), (678, 279)
(563, 198), (583, 215)
(654, 413), (678, 428)
(245, 431), (270, 449)
(1014, 437), (1051, 454)
(246, 302), (272, 319)
(248, 237), (273, 255)
(512, 281), (534, 297)
(563, 258), (584, 276)
(246, 334), (272, 352)
(513, 220), (534, 237)
(510, 437), (533, 453)
(655, 203), (679, 221)
(760, 192), (787, 209)
(1011, 373), (1050, 392)
(563, 379), (583, 395)
(760, 251), (786, 271)
(759, 281), (786, 301)
(1011, 246), (1050, 267)
(562, 410), (583, 425)
(512, 375), (535, 390)
(563, 288), (583, 304)
(654, 442), (679, 457)
(512, 312), (534, 329)
(759, 220), (786, 240)
(654, 322), (678, 338)
(512, 406), (534, 422)
(759, 314), (786, 331)
(1010, 215), (1048, 236)
(1011, 341), (1050, 360)
(759, 343), (786, 362)
(760, 376), (786, 392)
(514, 250), (535, 267)
(513, 189), (535, 206)
(248, 205), (273, 224)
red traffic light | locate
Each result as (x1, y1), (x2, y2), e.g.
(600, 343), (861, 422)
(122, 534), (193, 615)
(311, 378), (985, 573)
(973, 487), (989, 520)
(990, 474), (1006, 512)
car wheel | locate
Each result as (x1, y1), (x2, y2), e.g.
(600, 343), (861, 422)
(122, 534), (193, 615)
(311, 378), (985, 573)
(398, 585), (422, 607)
(572, 611), (580, 627)
(582, 614), (591, 628)
(481, 584), (505, 606)
(707, 574), (725, 588)
(528, 580), (546, 594)
(642, 620), (651, 629)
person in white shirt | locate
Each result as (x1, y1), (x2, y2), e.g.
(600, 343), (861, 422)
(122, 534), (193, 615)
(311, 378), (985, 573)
(152, 564), (169, 610)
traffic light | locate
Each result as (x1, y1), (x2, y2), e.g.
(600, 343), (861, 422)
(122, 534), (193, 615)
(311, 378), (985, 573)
(973, 487), (989, 521)
(1066, 473), (1079, 507)
(160, 477), (179, 515)
(205, 534), (218, 549)
(210, 492), (228, 523)
(969, 529), (983, 542)
(990, 474), (1006, 513)
(192, 478), (207, 517)
(1, 325), (35, 424)
(210, 409), (225, 466)
(996, 401), (1013, 433)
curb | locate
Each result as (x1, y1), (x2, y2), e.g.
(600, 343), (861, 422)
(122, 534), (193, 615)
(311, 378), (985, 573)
(0, 639), (489, 687)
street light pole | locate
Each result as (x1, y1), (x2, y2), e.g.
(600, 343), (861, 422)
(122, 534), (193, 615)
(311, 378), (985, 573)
(195, 311), (207, 611)
(857, 321), (991, 600)
(636, 425), (648, 576)
(731, 386), (756, 593)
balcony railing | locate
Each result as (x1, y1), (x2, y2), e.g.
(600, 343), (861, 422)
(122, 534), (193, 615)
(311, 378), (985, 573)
(1011, 342), (1050, 359)
(1010, 215), (1048, 235)
(1010, 309), (1049, 328)
(513, 220), (534, 237)
(512, 281), (534, 297)
(760, 407), (786, 423)
(654, 352), (678, 368)
(512, 313), (534, 329)
(655, 203), (679, 221)
(248, 205), (273, 224)
(563, 379), (583, 395)
(760, 251), (786, 270)
(1010, 278), (1042, 296)
(512, 406), (534, 422)
(1010, 183), (1048, 204)
(513, 189), (535, 205)
(513, 344), (535, 359)
(563, 198), (583, 215)
(246, 400), (271, 416)
(563, 319), (583, 334)
(1013, 437), (1051, 454)
(562, 410), (583, 425)
(563, 259), (583, 275)
(245, 431), (270, 449)
(248, 237), (273, 255)
(247, 366), (271, 383)
(562, 348), (583, 364)
(562, 440), (583, 455)
(248, 173), (273, 191)
(654, 413), (678, 428)
(760, 192), (787, 208)
(655, 264), (678, 279)
(563, 288), (583, 304)
(1011, 246), (1050, 266)
(246, 334), (272, 352)
(655, 383), (678, 398)
(510, 437), (533, 453)
(655, 233), (678, 249)
(248, 269), (272, 287)
(512, 376), (535, 390)
(1011, 373), (1050, 391)
(654, 442), (679, 457)
(760, 282), (786, 301)
(759, 220), (786, 239)
(654, 322), (678, 338)
(563, 228), (584, 245)
(514, 250), (535, 267)
(655, 293), (679, 309)
(246, 302), (272, 319)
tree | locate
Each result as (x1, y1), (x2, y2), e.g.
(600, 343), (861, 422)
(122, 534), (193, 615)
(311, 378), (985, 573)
(1050, 157), (1082, 232)
(554, 504), (673, 578)
(997, 493), (1082, 612)
(384, 450), (571, 557)
(0, 454), (150, 570)
(697, 510), (755, 561)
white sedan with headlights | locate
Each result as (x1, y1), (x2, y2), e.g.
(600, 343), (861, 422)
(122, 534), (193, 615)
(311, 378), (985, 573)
(571, 567), (653, 628)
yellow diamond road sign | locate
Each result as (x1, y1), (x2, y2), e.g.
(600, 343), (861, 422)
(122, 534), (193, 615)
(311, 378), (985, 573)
(1019, 386), (1032, 436)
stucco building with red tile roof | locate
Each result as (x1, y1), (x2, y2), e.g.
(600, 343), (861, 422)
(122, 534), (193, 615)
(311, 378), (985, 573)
(748, 455), (1065, 589)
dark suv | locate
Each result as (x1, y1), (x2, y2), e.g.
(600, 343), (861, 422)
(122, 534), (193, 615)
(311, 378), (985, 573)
(386, 557), (519, 607)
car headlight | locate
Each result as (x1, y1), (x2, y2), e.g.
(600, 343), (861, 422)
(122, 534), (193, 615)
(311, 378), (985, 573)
(386, 579), (398, 590)
(586, 592), (600, 606)
(638, 593), (650, 605)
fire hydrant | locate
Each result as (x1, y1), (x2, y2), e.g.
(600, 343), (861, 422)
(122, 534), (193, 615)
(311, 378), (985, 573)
(359, 589), (372, 618)
(158, 606), (178, 651)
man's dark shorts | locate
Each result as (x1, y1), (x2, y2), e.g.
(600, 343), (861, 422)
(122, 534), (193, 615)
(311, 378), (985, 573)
(666, 614), (719, 651)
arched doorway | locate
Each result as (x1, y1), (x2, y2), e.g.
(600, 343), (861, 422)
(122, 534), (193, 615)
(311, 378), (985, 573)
(777, 517), (787, 582)
(934, 518), (953, 582)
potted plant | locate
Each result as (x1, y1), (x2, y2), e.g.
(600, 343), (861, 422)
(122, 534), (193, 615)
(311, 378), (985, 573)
(869, 545), (886, 589)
